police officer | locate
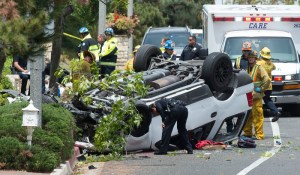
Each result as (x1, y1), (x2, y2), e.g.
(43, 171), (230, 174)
(257, 47), (281, 122)
(243, 50), (271, 140)
(99, 28), (118, 77)
(234, 41), (252, 70)
(162, 40), (177, 60)
(150, 98), (193, 155)
(78, 27), (99, 62)
(180, 35), (202, 61)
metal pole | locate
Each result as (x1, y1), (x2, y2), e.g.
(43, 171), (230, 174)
(98, 0), (107, 35)
(29, 53), (44, 127)
(127, 0), (133, 58)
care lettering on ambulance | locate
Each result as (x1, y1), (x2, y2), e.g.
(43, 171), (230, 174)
(249, 23), (268, 29)
(294, 24), (300, 28)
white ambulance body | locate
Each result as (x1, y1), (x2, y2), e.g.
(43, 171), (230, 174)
(202, 5), (300, 115)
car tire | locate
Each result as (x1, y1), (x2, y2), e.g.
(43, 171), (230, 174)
(42, 94), (58, 103)
(130, 100), (152, 137)
(134, 44), (162, 72)
(201, 52), (233, 92)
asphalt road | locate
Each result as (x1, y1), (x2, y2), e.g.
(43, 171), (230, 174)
(85, 114), (300, 175)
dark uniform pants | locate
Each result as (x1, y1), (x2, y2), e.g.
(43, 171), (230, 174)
(160, 105), (192, 152)
(263, 90), (279, 116)
(18, 72), (30, 95)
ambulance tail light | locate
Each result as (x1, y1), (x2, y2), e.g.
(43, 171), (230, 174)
(274, 76), (282, 81)
(213, 16), (235, 22)
(246, 92), (253, 107)
(281, 17), (300, 22)
(243, 17), (273, 22)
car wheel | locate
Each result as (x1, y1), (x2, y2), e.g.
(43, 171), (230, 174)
(201, 52), (233, 92)
(130, 100), (152, 137)
(134, 44), (162, 72)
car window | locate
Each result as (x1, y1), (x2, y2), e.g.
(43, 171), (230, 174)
(223, 37), (298, 63)
(143, 32), (191, 48)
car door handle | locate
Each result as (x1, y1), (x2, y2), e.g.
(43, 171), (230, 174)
(211, 112), (217, 118)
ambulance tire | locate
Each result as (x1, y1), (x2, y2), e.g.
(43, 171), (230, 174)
(202, 52), (233, 92)
(130, 100), (152, 137)
(134, 44), (162, 72)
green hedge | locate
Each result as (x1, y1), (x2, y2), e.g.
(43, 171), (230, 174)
(0, 101), (78, 172)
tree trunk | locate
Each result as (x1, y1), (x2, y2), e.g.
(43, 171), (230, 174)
(49, 2), (73, 94)
(49, 15), (63, 94)
(0, 46), (6, 81)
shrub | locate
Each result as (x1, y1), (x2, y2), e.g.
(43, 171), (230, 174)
(0, 101), (77, 172)
(28, 145), (60, 172)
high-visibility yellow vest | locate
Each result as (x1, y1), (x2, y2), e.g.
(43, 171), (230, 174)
(80, 34), (99, 62)
(99, 37), (118, 66)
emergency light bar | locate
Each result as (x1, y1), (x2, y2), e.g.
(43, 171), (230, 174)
(213, 16), (300, 22)
(243, 17), (273, 22)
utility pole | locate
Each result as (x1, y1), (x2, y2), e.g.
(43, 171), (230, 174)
(98, 0), (108, 35)
(127, 0), (133, 57)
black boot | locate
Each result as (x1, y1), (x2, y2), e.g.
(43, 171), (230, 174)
(272, 112), (281, 122)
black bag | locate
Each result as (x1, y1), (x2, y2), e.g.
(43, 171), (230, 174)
(166, 98), (187, 107)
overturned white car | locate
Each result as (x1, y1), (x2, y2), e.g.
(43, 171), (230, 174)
(123, 45), (254, 151)
(1, 45), (254, 152)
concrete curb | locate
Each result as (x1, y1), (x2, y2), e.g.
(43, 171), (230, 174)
(50, 146), (80, 175)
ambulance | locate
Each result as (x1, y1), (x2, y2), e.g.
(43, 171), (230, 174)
(202, 5), (300, 116)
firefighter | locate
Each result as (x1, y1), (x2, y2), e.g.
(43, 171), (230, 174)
(243, 50), (271, 140)
(124, 45), (140, 71)
(99, 27), (118, 77)
(162, 40), (177, 60)
(150, 98), (193, 155)
(257, 47), (281, 122)
(234, 41), (252, 70)
(78, 27), (99, 62)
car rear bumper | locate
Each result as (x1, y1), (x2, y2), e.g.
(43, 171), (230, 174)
(270, 89), (300, 104)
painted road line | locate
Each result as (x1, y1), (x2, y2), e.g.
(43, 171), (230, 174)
(236, 118), (282, 175)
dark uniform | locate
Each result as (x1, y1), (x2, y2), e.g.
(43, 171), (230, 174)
(180, 43), (202, 61)
(153, 98), (193, 155)
(13, 55), (30, 95)
(162, 52), (176, 61)
(234, 55), (248, 70)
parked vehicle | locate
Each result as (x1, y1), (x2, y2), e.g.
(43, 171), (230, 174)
(202, 5), (300, 115)
(141, 26), (192, 58)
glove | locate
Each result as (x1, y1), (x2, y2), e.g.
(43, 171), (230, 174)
(254, 86), (261, 93)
